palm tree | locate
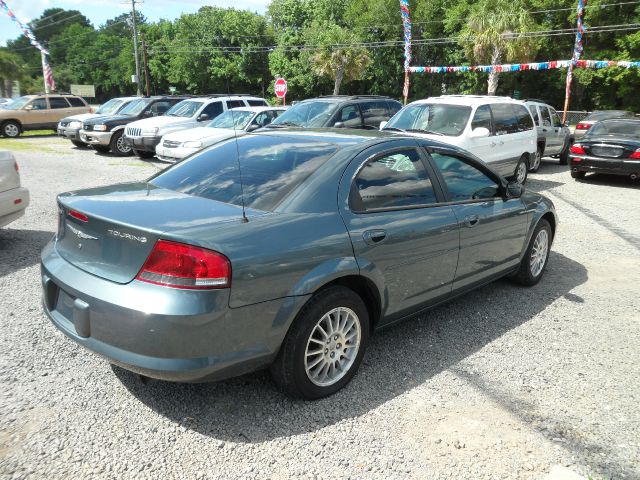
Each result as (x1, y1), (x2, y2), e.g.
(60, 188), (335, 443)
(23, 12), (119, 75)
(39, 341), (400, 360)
(462, 0), (538, 95)
(309, 23), (371, 95)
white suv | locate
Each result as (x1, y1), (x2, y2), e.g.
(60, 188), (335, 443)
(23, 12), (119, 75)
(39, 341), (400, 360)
(382, 95), (537, 184)
(123, 95), (268, 158)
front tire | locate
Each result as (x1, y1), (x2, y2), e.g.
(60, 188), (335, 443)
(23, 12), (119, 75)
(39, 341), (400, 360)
(571, 170), (586, 180)
(513, 155), (529, 185)
(530, 146), (542, 172)
(110, 131), (133, 157)
(559, 140), (570, 165)
(271, 286), (369, 400)
(71, 140), (87, 148)
(134, 149), (155, 159)
(510, 219), (552, 286)
(2, 121), (21, 138)
(92, 145), (111, 154)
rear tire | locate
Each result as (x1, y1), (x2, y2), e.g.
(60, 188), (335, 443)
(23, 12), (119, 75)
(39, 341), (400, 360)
(510, 219), (552, 286)
(134, 149), (155, 159)
(571, 170), (586, 180)
(71, 140), (87, 148)
(559, 140), (570, 165)
(513, 155), (529, 185)
(270, 286), (369, 400)
(92, 145), (111, 154)
(2, 121), (21, 138)
(110, 130), (133, 157)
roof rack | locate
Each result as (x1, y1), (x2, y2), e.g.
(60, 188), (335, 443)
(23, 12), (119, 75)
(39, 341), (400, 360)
(318, 95), (390, 100)
(523, 98), (547, 104)
(201, 93), (258, 98)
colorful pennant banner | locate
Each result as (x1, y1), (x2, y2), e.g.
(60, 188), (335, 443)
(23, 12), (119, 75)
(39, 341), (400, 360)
(408, 60), (640, 74)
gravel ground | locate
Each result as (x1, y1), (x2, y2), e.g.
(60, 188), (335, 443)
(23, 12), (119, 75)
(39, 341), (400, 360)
(1, 137), (639, 480)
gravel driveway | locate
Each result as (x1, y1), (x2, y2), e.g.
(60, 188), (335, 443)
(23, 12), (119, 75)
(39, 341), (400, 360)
(1, 137), (639, 479)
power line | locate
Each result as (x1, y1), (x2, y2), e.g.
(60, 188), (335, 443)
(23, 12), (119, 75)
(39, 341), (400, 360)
(32, 13), (84, 31)
(29, 10), (70, 28)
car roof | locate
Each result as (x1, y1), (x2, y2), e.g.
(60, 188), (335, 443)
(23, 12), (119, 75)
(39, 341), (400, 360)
(186, 96), (266, 102)
(228, 106), (286, 113)
(299, 95), (398, 104)
(410, 95), (525, 107)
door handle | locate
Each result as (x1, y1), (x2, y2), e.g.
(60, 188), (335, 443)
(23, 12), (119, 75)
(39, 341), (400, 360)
(542, 128), (548, 132)
(363, 229), (387, 245)
(464, 215), (479, 227)
(491, 142), (497, 147)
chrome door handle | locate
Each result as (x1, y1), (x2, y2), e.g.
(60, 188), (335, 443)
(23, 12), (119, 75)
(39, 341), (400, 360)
(363, 229), (387, 245)
(464, 215), (479, 227)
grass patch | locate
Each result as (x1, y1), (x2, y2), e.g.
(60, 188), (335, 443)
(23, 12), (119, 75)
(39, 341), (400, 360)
(0, 136), (66, 153)
(22, 130), (56, 137)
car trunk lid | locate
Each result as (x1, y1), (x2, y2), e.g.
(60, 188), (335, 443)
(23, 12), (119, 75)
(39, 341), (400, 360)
(56, 182), (259, 284)
(0, 151), (20, 193)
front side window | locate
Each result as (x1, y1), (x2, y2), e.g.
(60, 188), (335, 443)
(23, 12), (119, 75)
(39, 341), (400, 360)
(207, 110), (254, 129)
(491, 104), (519, 135)
(360, 101), (389, 127)
(336, 105), (362, 128)
(384, 103), (472, 137)
(96, 99), (124, 115)
(149, 101), (172, 116)
(150, 135), (337, 211)
(351, 149), (437, 211)
(49, 97), (71, 109)
(29, 98), (48, 110)
(471, 104), (493, 133)
(165, 101), (204, 118)
(430, 152), (499, 202)
(269, 101), (339, 127)
(119, 99), (151, 116)
(201, 101), (223, 119)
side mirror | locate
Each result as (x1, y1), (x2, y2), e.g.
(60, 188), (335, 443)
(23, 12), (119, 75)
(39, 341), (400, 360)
(247, 124), (261, 132)
(505, 181), (524, 199)
(143, 110), (153, 118)
(197, 114), (209, 122)
(334, 121), (345, 128)
(379, 121), (388, 130)
(470, 127), (490, 139)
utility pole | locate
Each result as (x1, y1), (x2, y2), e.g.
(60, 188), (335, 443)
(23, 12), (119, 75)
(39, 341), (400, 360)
(130, 0), (142, 96)
(141, 33), (151, 97)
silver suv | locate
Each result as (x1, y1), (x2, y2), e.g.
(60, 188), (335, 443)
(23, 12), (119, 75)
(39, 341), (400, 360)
(525, 99), (572, 171)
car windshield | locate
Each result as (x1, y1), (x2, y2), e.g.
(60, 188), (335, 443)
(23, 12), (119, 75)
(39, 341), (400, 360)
(269, 101), (339, 127)
(3, 96), (32, 110)
(165, 101), (204, 117)
(150, 135), (337, 211)
(585, 111), (633, 121)
(384, 103), (471, 136)
(96, 99), (125, 115)
(207, 110), (254, 130)
(118, 99), (151, 116)
(587, 120), (640, 137)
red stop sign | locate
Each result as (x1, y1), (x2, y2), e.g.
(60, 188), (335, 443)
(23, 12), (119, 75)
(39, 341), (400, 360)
(274, 78), (287, 98)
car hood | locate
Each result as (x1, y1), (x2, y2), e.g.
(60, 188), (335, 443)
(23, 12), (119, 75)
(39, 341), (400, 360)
(83, 114), (135, 126)
(163, 127), (240, 143)
(126, 115), (193, 130)
(61, 113), (96, 123)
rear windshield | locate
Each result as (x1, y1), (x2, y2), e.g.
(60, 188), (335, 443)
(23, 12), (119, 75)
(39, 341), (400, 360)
(588, 120), (640, 137)
(150, 135), (337, 211)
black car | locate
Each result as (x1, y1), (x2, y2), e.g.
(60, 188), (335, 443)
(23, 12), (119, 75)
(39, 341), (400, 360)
(569, 118), (640, 180)
(79, 96), (188, 156)
(267, 95), (402, 130)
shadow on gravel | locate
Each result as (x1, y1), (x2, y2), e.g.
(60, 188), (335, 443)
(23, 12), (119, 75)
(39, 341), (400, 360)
(578, 172), (640, 190)
(0, 228), (53, 277)
(115, 251), (588, 444)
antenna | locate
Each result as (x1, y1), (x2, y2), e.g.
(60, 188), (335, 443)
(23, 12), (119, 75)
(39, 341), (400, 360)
(228, 99), (249, 223)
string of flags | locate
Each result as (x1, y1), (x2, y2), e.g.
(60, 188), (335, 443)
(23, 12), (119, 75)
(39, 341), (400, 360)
(408, 59), (640, 74)
(0, 0), (56, 92)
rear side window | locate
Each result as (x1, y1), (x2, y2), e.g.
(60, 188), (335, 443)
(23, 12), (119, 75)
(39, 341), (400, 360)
(513, 105), (534, 131)
(49, 97), (70, 109)
(541, 108), (553, 127)
(529, 105), (540, 126)
(549, 107), (562, 127)
(471, 105), (493, 132)
(351, 149), (437, 211)
(201, 101), (223, 119)
(431, 153), (499, 201)
(150, 136), (337, 211)
(226, 100), (245, 109)
(67, 97), (86, 107)
(386, 100), (402, 116)
(360, 101), (391, 127)
(247, 99), (268, 106)
(150, 101), (173, 116)
(491, 104), (519, 135)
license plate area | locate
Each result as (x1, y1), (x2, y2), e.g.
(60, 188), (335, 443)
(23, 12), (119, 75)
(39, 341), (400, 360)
(591, 146), (624, 157)
(55, 289), (76, 324)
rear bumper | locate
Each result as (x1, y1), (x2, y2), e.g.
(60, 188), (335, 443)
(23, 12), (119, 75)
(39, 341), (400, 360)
(125, 135), (161, 153)
(0, 187), (29, 227)
(58, 126), (82, 141)
(79, 129), (112, 146)
(570, 155), (640, 176)
(40, 240), (306, 382)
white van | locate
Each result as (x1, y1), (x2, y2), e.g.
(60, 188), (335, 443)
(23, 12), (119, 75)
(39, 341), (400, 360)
(382, 95), (537, 184)
(123, 95), (268, 158)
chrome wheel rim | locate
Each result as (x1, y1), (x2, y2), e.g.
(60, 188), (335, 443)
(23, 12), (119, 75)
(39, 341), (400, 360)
(516, 162), (527, 184)
(304, 307), (361, 387)
(116, 135), (131, 153)
(4, 124), (19, 137)
(533, 150), (541, 170)
(530, 229), (549, 277)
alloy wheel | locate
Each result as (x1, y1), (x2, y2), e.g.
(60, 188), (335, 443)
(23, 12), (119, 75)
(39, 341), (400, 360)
(516, 161), (527, 184)
(4, 123), (19, 137)
(532, 150), (541, 171)
(116, 135), (132, 154)
(304, 307), (361, 387)
(530, 229), (549, 277)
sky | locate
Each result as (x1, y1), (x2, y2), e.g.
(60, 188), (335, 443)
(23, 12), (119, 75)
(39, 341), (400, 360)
(0, 0), (270, 47)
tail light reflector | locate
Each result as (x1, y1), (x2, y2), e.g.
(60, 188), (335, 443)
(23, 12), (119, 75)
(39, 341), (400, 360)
(14, 198), (22, 205)
(629, 149), (640, 159)
(14, 161), (19, 173)
(137, 240), (231, 290)
(575, 123), (590, 130)
(570, 144), (586, 155)
(69, 210), (89, 222)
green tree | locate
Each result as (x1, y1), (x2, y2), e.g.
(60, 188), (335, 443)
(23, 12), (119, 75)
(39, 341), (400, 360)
(0, 49), (26, 96)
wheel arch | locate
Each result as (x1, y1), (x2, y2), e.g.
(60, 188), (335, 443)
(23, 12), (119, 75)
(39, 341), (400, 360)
(316, 275), (382, 330)
(1, 118), (22, 130)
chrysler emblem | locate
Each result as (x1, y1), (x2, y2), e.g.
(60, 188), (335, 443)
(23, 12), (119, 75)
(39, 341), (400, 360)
(68, 223), (98, 241)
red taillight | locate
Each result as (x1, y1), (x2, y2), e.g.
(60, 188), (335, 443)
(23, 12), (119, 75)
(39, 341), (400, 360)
(137, 240), (231, 290)
(69, 210), (89, 222)
(630, 149), (640, 159)
(570, 144), (586, 155)
(575, 122), (590, 130)
(14, 198), (22, 205)
(14, 161), (19, 173)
